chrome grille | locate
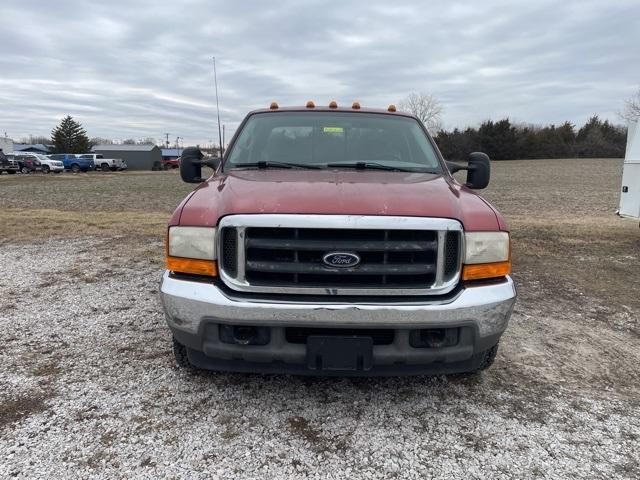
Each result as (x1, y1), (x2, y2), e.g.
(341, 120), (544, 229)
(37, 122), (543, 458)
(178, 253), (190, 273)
(218, 215), (462, 296)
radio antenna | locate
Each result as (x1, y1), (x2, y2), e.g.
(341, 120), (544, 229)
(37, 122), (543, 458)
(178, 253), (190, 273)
(213, 56), (224, 157)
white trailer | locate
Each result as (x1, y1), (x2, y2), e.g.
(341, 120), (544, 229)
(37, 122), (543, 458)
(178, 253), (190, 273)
(619, 120), (640, 220)
(0, 137), (13, 154)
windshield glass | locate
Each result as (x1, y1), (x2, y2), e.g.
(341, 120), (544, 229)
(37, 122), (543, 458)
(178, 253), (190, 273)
(225, 112), (442, 172)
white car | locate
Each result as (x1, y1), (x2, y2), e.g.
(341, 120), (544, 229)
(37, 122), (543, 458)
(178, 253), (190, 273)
(33, 154), (64, 173)
(78, 154), (126, 171)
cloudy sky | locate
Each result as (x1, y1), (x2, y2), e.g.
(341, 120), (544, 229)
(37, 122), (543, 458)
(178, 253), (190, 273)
(1, 0), (638, 146)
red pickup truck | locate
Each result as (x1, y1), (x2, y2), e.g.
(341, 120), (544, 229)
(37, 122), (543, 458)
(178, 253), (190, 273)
(160, 103), (516, 375)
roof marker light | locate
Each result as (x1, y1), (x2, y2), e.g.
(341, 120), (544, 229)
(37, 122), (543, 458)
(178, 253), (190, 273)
(270, 102), (279, 109)
(388, 104), (396, 112)
(306, 101), (315, 108)
(329, 100), (338, 109)
(352, 101), (361, 109)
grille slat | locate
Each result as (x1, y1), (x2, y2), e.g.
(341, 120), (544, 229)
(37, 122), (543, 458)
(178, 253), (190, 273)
(246, 260), (435, 275)
(246, 237), (437, 252)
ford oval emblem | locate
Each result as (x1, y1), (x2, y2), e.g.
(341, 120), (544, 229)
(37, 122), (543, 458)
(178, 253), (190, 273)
(322, 252), (361, 268)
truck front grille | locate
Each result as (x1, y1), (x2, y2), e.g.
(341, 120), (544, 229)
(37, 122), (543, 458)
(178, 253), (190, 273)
(218, 215), (462, 296)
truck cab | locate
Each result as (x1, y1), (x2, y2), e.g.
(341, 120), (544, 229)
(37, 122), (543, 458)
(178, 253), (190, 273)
(160, 103), (516, 375)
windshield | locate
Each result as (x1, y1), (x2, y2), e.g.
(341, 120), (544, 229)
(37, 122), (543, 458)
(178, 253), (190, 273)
(35, 154), (49, 161)
(225, 112), (442, 172)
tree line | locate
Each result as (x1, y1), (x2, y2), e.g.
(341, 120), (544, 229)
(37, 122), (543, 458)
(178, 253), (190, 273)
(433, 116), (627, 161)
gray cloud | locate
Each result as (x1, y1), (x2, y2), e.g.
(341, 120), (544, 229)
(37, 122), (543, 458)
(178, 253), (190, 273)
(1, 0), (638, 145)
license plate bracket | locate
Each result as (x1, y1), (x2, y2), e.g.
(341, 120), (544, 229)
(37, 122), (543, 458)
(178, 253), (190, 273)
(306, 336), (373, 371)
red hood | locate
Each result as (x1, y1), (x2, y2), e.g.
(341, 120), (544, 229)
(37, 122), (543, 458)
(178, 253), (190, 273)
(172, 170), (506, 231)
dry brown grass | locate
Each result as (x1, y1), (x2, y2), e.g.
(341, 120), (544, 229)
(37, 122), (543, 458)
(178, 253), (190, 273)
(0, 209), (168, 244)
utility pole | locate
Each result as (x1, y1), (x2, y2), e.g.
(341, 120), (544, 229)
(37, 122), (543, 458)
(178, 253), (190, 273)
(164, 133), (170, 149)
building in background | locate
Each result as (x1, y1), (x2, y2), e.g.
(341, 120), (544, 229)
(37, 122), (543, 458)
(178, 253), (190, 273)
(0, 138), (13, 154)
(92, 144), (162, 170)
(12, 143), (51, 154)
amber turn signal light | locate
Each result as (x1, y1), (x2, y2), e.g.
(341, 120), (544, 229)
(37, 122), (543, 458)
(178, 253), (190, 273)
(329, 100), (338, 108)
(462, 260), (511, 281)
(269, 101), (279, 109)
(306, 100), (315, 108)
(387, 104), (396, 112)
(166, 256), (217, 277)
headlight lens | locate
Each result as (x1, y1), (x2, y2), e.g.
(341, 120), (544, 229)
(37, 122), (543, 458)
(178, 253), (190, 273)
(464, 232), (510, 264)
(168, 227), (217, 260)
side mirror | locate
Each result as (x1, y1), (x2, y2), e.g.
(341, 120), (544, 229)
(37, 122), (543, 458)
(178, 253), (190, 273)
(179, 147), (220, 183)
(466, 152), (490, 189)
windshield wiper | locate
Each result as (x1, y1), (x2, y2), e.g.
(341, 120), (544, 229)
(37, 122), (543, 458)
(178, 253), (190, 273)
(327, 162), (419, 172)
(231, 161), (322, 170)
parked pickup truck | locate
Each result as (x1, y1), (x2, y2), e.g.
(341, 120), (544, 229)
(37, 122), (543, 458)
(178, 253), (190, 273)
(48, 154), (94, 172)
(0, 150), (18, 174)
(160, 102), (516, 376)
(78, 154), (126, 171)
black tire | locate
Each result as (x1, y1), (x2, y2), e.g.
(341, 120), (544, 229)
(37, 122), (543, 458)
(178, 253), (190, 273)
(173, 337), (194, 370)
(42, 165), (50, 174)
(101, 163), (110, 171)
(21, 166), (30, 174)
(471, 343), (499, 372)
(7, 170), (16, 174)
(70, 164), (80, 173)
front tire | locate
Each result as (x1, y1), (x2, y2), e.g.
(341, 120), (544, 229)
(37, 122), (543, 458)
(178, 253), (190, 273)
(173, 337), (194, 370)
(21, 166), (30, 174)
(70, 164), (80, 173)
(42, 165), (50, 174)
(101, 163), (110, 171)
(471, 343), (499, 372)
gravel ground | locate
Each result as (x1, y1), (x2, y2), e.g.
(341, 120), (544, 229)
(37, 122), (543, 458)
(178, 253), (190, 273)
(1, 239), (638, 479)
(1, 159), (639, 478)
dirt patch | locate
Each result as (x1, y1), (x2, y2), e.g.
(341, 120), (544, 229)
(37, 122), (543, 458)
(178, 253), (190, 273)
(0, 390), (55, 432)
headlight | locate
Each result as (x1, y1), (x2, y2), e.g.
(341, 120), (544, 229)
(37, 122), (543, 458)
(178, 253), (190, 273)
(167, 226), (217, 276)
(462, 232), (511, 281)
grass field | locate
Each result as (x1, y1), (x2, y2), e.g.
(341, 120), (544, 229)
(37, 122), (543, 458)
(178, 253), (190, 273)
(1, 159), (639, 478)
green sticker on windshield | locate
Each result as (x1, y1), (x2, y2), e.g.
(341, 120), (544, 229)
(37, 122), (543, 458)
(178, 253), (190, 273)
(323, 127), (344, 133)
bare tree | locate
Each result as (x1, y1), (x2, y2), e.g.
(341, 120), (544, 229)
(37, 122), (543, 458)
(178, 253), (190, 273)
(621, 88), (640, 122)
(399, 92), (443, 133)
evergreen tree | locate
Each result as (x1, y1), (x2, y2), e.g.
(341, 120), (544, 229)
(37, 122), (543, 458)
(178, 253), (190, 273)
(51, 116), (90, 153)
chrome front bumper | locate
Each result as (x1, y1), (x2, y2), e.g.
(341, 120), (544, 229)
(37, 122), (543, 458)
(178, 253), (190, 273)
(160, 271), (516, 338)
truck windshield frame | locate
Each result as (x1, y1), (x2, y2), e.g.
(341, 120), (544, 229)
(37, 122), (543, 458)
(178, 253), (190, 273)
(224, 112), (444, 173)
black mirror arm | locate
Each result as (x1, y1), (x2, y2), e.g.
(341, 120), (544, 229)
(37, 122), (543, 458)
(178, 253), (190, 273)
(198, 157), (219, 169)
(445, 160), (468, 173)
